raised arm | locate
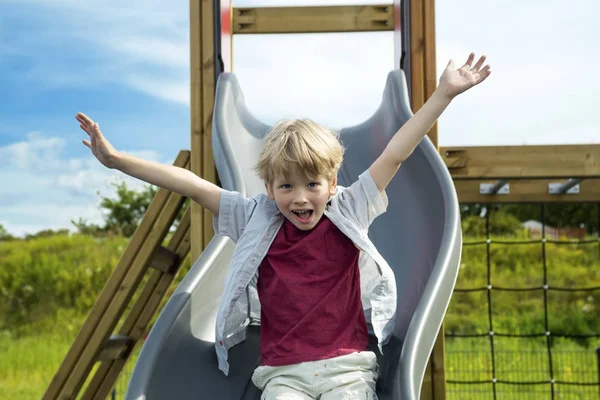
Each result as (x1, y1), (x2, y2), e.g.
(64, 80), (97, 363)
(77, 112), (222, 215)
(369, 53), (491, 192)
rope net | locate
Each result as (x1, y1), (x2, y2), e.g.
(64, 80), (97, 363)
(445, 203), (600, 399)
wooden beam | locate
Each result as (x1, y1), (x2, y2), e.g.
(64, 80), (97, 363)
(43, 152), (190, 400)
(97, 335), (133, 362)
(409, 0), (425, 112)
(150, 246), (179, 273)
(82, 209), (192, 400)
(190, 0), (218, 261)
(232, 5), (394, 34)
(454, 178), (600, 203)
(190, 0), (204, 267)
(442, 145), (600, 180)
(200, 0), (217, 250)
(422, 0), (438, 146)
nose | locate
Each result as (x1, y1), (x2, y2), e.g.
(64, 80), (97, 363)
(292, 189), (308, 205)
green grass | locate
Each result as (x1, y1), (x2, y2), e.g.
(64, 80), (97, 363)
(445, 338), (600, 399)
(1, 322), (597, 399)
(0, 313), (136, 400)
(0, 230), (597, 398)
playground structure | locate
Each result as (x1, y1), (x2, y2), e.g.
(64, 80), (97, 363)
(43, 1), (600, 399)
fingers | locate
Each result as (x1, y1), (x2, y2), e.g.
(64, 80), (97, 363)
(76, 112), (92, 126)
(82, 139), (92, 149)
(446, 59), (455, 70)
(475, 65), (492, 84)
(471, 55), (486, 72)
(76, 112), (98, 134)
(461, 52), (475, 69)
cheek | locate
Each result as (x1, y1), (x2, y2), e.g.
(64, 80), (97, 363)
(274, 192), (291, 207)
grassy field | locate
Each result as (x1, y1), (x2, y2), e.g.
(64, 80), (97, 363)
(0, 320), (135, 400)
(445, 337), (600, 399)
(1, 322), (598, 400)
(1, 229), (597, 399)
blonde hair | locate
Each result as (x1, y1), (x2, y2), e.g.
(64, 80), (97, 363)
(254, 119), (344, 186)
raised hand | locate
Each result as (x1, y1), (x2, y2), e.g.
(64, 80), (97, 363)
(439, 53), (491, 98)
(77, 112), (119, 169)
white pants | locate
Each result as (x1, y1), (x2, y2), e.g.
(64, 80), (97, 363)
(251, 351), (379, 400)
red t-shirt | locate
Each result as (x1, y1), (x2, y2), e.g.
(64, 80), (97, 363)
(257, 216), (368, 366)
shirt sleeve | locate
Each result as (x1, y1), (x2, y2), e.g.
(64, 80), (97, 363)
(332, 169), (389, 230)
(212, 190), (257, 242)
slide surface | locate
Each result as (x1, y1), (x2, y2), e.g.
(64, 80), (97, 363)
(125, 71), (462, 400)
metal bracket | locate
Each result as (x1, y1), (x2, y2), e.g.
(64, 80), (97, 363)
(480, 180), (509, 195)
(548, 179), (581, 194)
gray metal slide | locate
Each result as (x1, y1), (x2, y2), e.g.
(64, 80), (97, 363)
(125, 70), (462, 399)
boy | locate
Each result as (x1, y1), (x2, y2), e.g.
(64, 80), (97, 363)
(79, 53), (490, 399)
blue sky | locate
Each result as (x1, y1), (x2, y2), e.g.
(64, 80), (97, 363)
(1, 0), (598, 236)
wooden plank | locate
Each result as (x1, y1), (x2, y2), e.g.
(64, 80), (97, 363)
(431, 322), (447, 400)
(409, 0), (425, 112)
(58, 184), (188, 398)
(150, 246), (179, 273)
(43, 151), (190, 400)
(97, 335), (132, 362)
(422, 0), (438, 147)
(190, 0), (204, 263)
(454, 178), (600, 203)
(442, 145), (600, 179)
(82, 209), (192, 400)
(233, 5), (394, 34)
(421, 359), (433, 399)
(201, 0), (217, 250)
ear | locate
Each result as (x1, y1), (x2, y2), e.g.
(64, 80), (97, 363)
(265, 182), (275, 200)
(329, 176), (337, 197)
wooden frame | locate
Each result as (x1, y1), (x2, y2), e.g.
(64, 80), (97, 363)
(442, 145), (600, 203)
(232, 5), (394, 34)
(442, 145), (600, 180)
(44, 152), (191, 400)
(190, 0), (220, 261)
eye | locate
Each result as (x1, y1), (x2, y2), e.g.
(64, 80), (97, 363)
(280, 184), (292, 189)
(308, 182), (319, 188)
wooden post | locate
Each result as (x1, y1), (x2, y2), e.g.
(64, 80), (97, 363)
(190, 0), (219, 261)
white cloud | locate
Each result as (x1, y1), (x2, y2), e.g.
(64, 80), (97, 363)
(1, 0), (190, 104)
(1, 0), (599, 240)
(5, 0), (598, 146)
(0, 132), (164, 237)
(125, 74), (190, 105)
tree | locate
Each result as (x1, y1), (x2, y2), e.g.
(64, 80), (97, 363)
(99, 182), (158, 237)
(0, 224), (15, 241)
(461, 203), (599, 234)
(71, 181), (188, 238)
(25, 229), (69, 240)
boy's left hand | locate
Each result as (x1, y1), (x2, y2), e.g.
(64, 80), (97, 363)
(439, 52), (491, 99)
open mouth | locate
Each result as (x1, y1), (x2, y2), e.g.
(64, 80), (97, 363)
(292, 209), (313, 224)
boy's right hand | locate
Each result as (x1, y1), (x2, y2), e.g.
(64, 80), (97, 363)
(77, 112), (119, 169)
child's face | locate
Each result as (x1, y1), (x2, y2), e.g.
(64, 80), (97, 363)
(266, 167), (336, 231)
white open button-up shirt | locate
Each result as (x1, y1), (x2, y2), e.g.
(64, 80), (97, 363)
(212, 169), (397, 375)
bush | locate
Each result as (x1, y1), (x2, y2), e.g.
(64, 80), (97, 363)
(0, 234), (127, 332)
